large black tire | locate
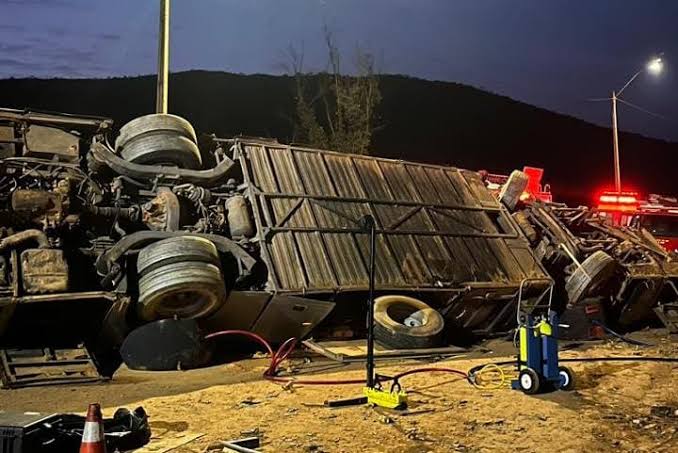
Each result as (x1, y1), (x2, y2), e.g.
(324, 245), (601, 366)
(136, 237), (226, 321)
(116, 113), (197, 150)
(373, 295), (444, 349)
(138, 261), (226, 321)
(565, 251), (616, 306)
(119, 132), (202, 169)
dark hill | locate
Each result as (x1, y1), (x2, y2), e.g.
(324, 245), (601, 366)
(0, 71), (675, 205)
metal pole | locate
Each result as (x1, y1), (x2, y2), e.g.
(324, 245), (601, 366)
(364, 214), (376, 388)
(611, 91), (621, 192)
(156, 0), (170, 114)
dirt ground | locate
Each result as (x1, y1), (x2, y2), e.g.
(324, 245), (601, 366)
(2, 331), (677, 453)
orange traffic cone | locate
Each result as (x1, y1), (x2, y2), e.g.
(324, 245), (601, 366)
(80, 403), (107, 453)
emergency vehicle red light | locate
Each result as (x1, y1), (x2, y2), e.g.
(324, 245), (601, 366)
(597, 191), (639, 213)
(598, 193), (638, 204)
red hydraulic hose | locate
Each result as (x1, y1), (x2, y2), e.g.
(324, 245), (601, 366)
(205, 330), (469, 386)
(205, 330), (273, 353)
(205, 330), (365, 384)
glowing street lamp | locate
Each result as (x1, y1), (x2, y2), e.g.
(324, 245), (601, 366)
(610, 56), (663, 192)
(646, 57), (664, 76)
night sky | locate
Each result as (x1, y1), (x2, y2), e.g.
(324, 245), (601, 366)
(1, 0), (677, 141)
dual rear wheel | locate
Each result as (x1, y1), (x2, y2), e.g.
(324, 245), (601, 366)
(116, 113), (202, 169)
(136, 236), (227, 321)
(116, 116), (223, 321)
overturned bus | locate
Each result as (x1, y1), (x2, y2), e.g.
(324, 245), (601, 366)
(0, 109), (550, 385)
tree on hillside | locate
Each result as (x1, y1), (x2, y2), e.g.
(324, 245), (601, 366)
(285, 44), (329, 149)
(285, 28), (381, 154)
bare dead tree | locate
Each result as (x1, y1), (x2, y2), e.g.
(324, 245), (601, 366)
(285, 28), (381, 154)
(283, 44), (328, 148)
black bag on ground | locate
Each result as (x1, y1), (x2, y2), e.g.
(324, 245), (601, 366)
(18, 406), (151, 452)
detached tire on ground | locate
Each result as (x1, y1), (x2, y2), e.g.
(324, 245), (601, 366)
(564, 251), (616, 306)
(373, 295), (445, 349)
(115, 113), (202, 169)
(137, 236), (226, 321)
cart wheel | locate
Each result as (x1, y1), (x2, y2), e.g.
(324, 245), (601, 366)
(518, 368), (541, 394)
(558, 366), (575, 391)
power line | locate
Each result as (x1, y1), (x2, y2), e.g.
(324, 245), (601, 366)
(616, 98), (674, 123)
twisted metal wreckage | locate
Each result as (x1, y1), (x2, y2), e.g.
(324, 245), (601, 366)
(0, 108), (676, 387)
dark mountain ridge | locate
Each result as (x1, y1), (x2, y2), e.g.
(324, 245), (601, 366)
(0, 70), (675, 205)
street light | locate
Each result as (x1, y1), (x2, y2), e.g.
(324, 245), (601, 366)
(610, 56), (663, 192)
(646, 57), (664, 76)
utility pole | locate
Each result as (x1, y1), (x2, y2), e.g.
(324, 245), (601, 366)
(611, 90), (621, 192)
(605, 57), (663, 193)
(156, 0), (170, 114)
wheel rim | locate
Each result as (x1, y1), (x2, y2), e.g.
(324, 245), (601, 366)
(520, 373), (533, 390)
(559, 370), (570, 387)
(403, 315), (424, 327)
(160, 289), (211, 312)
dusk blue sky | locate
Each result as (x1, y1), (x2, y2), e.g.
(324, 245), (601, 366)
(1, 0), (677, 141)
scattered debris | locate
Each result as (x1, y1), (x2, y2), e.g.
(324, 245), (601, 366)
(650, 405), (678, 418)
(240, 428), (260, 438)
(220, 436), (261, 453)
(401, 408), (436, 417)
(379, 415), (395, 424)
(0, 406), (151, 452)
